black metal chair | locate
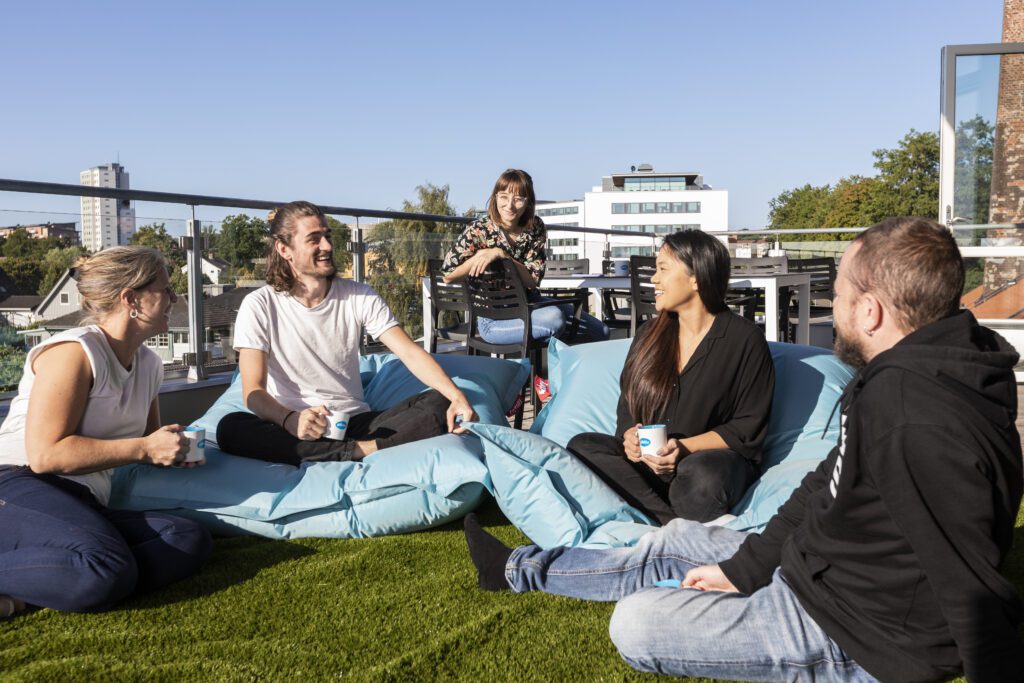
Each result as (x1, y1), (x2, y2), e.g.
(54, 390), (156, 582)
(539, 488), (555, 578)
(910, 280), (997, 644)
(542, 258), (590, 277)
(426, 259), (470, 354)
(730, 256), (792, 341)
(597, 260), (632, 335)
(465, 259), (586, 424)
(541, 258), (606, 342)
(786, 257), (836, 341)
(629, 255), (658, 337)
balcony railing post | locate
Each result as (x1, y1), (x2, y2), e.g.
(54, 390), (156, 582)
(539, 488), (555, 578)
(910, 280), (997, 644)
(351, 217), (365, 284)
(184, 216), (207, 381)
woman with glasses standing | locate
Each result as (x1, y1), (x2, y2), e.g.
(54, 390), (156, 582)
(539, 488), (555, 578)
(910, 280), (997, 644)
(441, 168), (608, 348)
(0, 247), (212, 619)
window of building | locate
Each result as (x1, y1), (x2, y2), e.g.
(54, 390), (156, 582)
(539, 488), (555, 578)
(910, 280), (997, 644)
(59, 293), (69, 304)
(548, 253), (581, 261)
(145, 334), (170, 349)
(611, 246), (656, 257)
(536, 206), (579, 217)
(612, 224), (701, 235)
(611, 202), (701, 215)
(623, 176), (690, 192)
(548, 238), (579, 247)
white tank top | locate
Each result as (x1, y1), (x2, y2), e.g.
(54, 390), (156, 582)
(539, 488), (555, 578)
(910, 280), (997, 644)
(0, 325), (163, 505)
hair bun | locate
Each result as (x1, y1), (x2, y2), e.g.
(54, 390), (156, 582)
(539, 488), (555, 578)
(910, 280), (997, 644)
(267, 208), (278, 223)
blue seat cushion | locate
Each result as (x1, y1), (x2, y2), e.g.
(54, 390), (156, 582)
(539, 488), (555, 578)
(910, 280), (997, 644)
(530, 338), (852, 532)
(109, 353), (529, 539)
(466, 423), (654, 549)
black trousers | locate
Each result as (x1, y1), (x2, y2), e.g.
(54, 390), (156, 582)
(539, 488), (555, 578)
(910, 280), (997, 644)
(217, 390), (451, 466)
(567, 432), (759, 525)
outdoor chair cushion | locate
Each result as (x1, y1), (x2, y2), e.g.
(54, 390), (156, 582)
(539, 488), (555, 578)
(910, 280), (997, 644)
(108, 353), (529, 539)
(527, 337), (852, 534)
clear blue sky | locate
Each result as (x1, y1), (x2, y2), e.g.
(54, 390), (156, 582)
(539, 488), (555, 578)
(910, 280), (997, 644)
(0, 0), (1006, 232)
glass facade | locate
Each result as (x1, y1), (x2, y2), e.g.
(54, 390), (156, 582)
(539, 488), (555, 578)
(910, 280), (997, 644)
(536, 206), (579, 217)
(611, 246), (656, 257)
(623, 176), (690, 191)
(611, 202), (700, 214)
(548, 238), (579, 247)
(612, 224), (700, 235)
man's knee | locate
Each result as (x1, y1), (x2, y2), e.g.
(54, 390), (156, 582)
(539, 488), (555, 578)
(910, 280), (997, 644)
(216, 411), (259, 452)
(608, 591), (670, 666)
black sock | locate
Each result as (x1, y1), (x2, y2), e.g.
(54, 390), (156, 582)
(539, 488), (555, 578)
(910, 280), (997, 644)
(464, 513), (513, 591)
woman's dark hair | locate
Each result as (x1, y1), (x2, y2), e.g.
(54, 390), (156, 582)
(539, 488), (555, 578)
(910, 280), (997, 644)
(265, 200), (329, 292)
(620, 229), (731, 425)
(486, 169), (536, 229)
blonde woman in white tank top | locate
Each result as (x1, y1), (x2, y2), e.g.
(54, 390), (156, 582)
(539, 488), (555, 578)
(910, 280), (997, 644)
(0, 247), (212, 618)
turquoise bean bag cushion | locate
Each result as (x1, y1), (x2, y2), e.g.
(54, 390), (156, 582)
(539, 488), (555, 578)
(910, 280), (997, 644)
(466, 423), (653, 549)
(528, 338), (852, 534)
(109, 353), (528, 539)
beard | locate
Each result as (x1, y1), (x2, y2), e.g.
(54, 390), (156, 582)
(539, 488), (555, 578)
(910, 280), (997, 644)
(833, 325), (868, 369)
(296, 257), (337, 280)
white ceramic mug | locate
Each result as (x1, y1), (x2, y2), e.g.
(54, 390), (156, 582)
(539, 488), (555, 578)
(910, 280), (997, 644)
(610, 259), (630, 276)
(637, 424), (667, 458)
(325, 412), (351, 441)
(182, 426), (206, 464)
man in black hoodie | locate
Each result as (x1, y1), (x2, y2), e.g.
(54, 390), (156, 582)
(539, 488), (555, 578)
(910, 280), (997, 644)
(464, 217), (1024, 681)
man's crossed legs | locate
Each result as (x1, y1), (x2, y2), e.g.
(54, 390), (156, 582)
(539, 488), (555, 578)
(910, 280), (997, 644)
(467, 516), (877, 682)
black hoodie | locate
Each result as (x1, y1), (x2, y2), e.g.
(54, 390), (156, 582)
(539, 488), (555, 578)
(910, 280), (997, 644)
(719, 311), (1024, 682)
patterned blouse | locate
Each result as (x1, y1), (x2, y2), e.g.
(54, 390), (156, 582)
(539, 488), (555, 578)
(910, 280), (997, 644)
(441, 216), (548, 286)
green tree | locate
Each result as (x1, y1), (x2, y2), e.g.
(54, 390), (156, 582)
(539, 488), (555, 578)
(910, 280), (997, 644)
(768, 184), (834, 230)
(0, 343), (27, 391)
(367, 183), (463, 337)
(1, 259), (43, 294)
(953, 114), (995, 224)
(768, 130), (941, 240)
(325, 216), (353, 273)
(37, 245), (88, 296)
(822, 176), (880, 239)
(216, 214), (268, 269)
(869, 129), (940, 219)
(1, 229), (64, 260)
(129, 223), (193, 294)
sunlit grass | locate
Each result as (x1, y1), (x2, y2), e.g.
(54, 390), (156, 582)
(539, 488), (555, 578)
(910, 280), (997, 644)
(1, 500), (1020, 682)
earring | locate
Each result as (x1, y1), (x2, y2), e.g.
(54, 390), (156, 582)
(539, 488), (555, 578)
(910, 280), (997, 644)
(130, 309), (139, 320)
(862, 326), (874, 337)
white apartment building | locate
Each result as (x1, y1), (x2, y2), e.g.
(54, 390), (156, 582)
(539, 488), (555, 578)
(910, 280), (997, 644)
(540, 165), (728, 265)
(80, 163), (136, 252)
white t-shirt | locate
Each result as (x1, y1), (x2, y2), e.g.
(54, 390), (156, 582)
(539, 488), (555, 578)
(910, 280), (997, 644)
(0, 325), (163, 506)
(232, 278), (399, 416)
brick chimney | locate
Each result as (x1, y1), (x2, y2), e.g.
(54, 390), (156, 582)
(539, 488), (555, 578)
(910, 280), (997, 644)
(989, 0), (1024, 223)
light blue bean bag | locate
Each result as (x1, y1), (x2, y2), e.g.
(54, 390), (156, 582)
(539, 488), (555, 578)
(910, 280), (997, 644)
(520, 337), (852, 538)
(108, 353), (529, 539)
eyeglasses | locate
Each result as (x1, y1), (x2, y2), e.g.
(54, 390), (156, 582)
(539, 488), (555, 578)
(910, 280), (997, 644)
(496, 192), (527, 206)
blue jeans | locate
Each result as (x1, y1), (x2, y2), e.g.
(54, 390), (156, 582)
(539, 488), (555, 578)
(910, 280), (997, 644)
(506, 519), (878, 682)
(478, 299), (610, 346)
(0, 465), (212, 612)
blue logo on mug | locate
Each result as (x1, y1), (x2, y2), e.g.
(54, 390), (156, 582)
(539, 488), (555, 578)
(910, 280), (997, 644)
(335, 420), (347, 429)
(640, 437), (651, 447)
(197, 439), (206, 448)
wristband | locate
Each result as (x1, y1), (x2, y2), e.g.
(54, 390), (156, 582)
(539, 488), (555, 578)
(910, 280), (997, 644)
(282, 410), (297, 430)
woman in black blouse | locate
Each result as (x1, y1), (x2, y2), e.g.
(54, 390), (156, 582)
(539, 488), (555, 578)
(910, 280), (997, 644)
(568, 230), (774, 524)
(441, 168), (608, 346)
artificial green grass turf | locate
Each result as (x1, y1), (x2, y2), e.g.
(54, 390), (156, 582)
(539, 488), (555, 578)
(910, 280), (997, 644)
(1, 500), (1022, 682)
